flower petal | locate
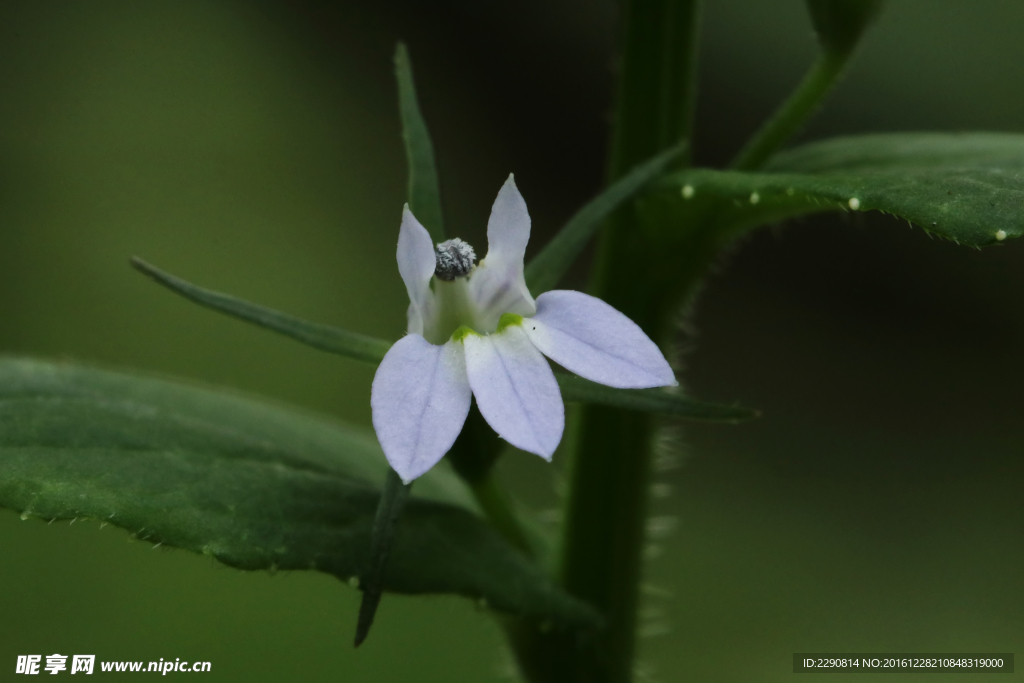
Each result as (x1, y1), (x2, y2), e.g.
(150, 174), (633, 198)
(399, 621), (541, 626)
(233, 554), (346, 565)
(523, 290), (677, 389)
(486, 174), (531, 262)
(463, 325), (563, 459)
(397, 206), (437, 335)
(469, 175), (536, 331)
(371, 334), (471, 483)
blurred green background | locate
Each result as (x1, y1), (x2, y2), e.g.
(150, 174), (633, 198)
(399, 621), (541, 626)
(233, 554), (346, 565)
(1, 1), (1022, 680)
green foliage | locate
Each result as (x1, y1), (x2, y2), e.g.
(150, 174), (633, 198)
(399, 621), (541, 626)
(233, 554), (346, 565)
(609, 0), (701, 173)
(525, 143), (686, 295)
(805, 0), (885, 54)
(355, 468), (411, 646)
(556, 374), (756, 422)
(132, 257), (391, 364)
(728, 50), (850, 171)
(731, 1), (883, 172)
(667, 133), (1024, 247)
(0, 358), (600, 628)
(133, 257), (750, 420)
(11, 10), (1019, 681)
(395, 42), (445, 242)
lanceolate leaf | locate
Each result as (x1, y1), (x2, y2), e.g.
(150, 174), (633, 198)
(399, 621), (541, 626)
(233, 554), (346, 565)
(133, 259), (747, 420)
(525, 143), (686, 295)
(395, 42), (445, 242)
(132, 257), (391, 364)
(355, 468), (411, 646)
(556, 374), (756, 422)
(665, 133), (1024, 247)
(0, 358), (600, 628)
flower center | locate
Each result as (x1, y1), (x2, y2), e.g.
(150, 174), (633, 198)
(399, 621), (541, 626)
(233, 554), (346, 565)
(433, 238), (476, 281)
(423, 239), (480, 344)
(424, 277), (476, 344)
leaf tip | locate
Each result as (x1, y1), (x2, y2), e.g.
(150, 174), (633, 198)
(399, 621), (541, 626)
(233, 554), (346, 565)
(393, 41), (409, 65)
(129, 256), (161, 281)
(353, 589), (382, 648)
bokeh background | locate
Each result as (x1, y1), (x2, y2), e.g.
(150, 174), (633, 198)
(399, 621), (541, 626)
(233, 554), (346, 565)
(1, 1), (1022, 680)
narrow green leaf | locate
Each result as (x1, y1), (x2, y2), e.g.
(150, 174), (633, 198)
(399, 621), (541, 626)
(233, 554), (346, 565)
(555, 374), (757, 422)
(395, 42), (444, 242)
(666, 133), (1024, 246)
(132, 259), (747, 421)
(132, 257), (392, 364)
(355, 468), (411, 647)
(0, 358), (600, 628)
(358, 42), (448, 642)
(524, 143), (686, 295)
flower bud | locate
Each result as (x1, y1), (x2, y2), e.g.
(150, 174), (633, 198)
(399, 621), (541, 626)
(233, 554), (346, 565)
(805, 0), (885, 54)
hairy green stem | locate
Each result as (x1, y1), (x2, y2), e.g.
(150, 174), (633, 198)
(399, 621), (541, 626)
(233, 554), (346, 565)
(510, 4), (876, 681)
(729, 48), (851, 171)
(559, 2), (703, 679)
(510, 2), (703, 681)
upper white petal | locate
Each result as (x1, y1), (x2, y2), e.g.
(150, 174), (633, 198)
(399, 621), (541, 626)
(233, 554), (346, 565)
(463, 325), (563, 459)
(371, 334), (472, 483)
(468, 175), (535, 330)
(397, 206), (437, 335)
(486, 174), (531, 262)
(523, 290), (677, 389)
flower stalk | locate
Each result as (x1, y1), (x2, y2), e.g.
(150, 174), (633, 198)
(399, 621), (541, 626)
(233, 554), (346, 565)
(729, 0), (882, 171)
(468, 472), (535, 557)
(729, 48), (851, 171)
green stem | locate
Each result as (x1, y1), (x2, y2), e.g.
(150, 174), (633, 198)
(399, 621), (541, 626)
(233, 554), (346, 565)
(445, 406), (536, 558)
(729, 48), (851, 171)
(560, 3), (702, 679)
(607, 0), (701, 172)
(509, 2), (702, 681)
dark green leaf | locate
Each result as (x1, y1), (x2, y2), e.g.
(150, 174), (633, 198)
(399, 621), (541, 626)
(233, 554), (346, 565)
(665, 133), (1024, 246)
(0, 358), (600, 628)
(395, 42), (445, 242)
(132, 257), (392, 364)
(556, 374), (757, 422)
(355, 468), (411, 646)
(525, 143), (686, 295)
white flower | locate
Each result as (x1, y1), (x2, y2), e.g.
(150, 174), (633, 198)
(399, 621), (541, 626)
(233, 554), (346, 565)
(371, 176), (677, 483)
